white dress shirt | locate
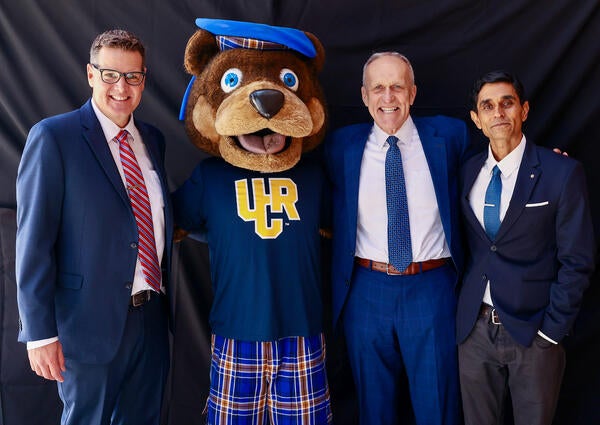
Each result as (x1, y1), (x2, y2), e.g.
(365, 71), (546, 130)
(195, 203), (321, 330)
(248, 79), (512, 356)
(27, 100), (165, 350)
(355, 116), (450, 263)
(93, 100), (166, 296)
(468, 135), (525, 305)
(467, 135), (556, 343)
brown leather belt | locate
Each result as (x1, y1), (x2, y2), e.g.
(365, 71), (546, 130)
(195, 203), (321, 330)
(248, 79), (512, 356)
(479, 303), (501, 325)
(130, 290), (155, 307)
(354, 257), (449, 275)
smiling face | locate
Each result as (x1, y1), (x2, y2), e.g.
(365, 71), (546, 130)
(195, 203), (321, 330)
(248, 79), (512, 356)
(87, 47), (145, 128)
(361, 55), (417, 135)
(182, 29), (327, 172)
(470, 81), (529, 157)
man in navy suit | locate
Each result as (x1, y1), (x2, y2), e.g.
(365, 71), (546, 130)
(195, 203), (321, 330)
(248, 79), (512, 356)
(16, 29), (173, 425)
(457, 70), (595, 425)
(325, 52), (468, 424)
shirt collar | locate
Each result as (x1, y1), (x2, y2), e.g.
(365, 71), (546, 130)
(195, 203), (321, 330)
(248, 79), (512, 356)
(91, 99), (137, 143)
(484, 134), (527, 178)
(373, 116), (415, 148)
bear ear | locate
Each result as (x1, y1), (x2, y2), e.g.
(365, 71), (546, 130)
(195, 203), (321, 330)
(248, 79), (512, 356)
(304, 32), (325, 73)
(184, 29), (219, 76)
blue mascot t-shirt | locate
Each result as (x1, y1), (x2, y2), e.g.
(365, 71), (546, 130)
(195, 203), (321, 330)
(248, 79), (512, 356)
(173, 156), (326, 341)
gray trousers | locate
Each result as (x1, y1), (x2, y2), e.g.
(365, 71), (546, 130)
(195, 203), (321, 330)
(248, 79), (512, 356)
(458, 311), (565, 425)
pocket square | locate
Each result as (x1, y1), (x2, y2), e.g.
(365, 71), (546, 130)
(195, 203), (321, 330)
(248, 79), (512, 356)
(525, 201), (549, 207)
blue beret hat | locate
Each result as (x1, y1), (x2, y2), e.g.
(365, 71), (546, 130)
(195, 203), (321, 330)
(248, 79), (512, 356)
(179, 18), (318, 120)
(195, 18), (317, 58)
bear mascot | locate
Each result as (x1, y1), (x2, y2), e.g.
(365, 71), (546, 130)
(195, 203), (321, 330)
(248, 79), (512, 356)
(172, 18), (332, 424)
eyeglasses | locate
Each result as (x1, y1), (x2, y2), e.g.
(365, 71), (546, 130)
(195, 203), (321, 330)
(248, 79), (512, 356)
(91, 63), (146, 86)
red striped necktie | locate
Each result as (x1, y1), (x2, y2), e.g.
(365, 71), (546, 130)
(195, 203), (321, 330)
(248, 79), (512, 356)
(116, 129), (161, 292)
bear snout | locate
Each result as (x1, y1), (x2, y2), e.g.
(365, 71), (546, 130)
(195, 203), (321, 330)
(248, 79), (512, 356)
(249, 89), (284, 119)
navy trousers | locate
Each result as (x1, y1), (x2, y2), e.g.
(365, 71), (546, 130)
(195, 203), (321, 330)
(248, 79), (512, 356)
(57, 293), (169, 425)
(342, 263), (459, 425)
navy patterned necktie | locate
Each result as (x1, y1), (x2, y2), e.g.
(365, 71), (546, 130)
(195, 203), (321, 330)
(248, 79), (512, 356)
(483, 165), (502, 240)
(385, 135), (412, 271)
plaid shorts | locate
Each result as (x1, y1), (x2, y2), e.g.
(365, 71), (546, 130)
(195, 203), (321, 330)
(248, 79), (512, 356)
(205, 333), (332, 425)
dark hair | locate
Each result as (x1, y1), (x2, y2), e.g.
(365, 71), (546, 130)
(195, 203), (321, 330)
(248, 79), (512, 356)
(470, 70), (526, 111)
(90, 29), (146, 67)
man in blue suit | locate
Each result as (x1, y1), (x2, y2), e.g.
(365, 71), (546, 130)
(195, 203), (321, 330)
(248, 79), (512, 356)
(325, 52), (468, 424)
(457, 70), (595, 425)
(16, 29), (172, 425)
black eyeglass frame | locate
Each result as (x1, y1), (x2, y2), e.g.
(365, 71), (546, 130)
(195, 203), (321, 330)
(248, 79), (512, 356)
(90, 63), (146, 86)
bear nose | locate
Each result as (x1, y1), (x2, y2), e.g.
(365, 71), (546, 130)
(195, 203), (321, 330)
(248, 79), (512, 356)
(249, 89), (284, 119)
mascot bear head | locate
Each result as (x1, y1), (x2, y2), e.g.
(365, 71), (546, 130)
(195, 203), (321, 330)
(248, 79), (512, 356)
(179, 18), (327, 173)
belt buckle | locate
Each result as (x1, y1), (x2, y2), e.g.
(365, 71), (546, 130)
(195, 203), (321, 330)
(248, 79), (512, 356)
(132, 291), (151, 307)
(490, 308), (501, 325)
(386, 263), (397, 275)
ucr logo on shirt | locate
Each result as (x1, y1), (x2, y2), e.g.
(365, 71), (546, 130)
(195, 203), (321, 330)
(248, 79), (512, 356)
(235, 178), (300, 238)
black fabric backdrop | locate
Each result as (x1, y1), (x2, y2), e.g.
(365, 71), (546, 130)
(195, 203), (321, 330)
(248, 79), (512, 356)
(1, 1), (599, 424)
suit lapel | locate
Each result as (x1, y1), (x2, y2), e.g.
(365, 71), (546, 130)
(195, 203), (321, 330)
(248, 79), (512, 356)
(414, 119), (454, 247)
(461, 151), (488, 240)
(495, 140), (541, 240)
(80, 100), (131, 208)
(138, 122), (172, 228)
(138, 122), (173, 268)
(344, 126), (370, 236)
(137, 121), (163, 183)
(416, 121), (449, 226)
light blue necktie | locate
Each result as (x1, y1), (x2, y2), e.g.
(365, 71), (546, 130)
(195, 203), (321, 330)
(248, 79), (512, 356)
(385, 135), (412, 271)
(483, 165), (502, 240)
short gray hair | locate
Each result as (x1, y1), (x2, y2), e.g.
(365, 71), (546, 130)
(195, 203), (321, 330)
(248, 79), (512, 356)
(362, 51), (415, 86)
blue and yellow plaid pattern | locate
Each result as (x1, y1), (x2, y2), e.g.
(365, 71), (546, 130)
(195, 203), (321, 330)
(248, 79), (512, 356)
(205, 333), (332, 424)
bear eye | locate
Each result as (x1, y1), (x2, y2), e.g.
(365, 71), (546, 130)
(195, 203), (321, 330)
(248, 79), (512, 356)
(221, 68), (243, 93)
(280, 68), (298, 91)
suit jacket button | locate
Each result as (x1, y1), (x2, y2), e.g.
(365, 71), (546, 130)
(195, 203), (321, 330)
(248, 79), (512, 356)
(490, 245), (497, 252)
(125, 283), (132, 290)
(130, 242), (137, 249)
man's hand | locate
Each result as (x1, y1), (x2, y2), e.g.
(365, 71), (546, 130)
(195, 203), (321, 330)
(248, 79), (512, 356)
(28, 340), (66, 382)
(553, 148), (569, 156)
(173, 226), (189, 243)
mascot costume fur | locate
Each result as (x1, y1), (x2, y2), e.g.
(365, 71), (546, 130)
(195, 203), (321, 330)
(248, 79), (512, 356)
(173, 18), (332, 423)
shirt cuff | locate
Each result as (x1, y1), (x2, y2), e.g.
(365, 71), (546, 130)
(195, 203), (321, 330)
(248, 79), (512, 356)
(537, 330), (558, 344)
(27, 336), (59, 350)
